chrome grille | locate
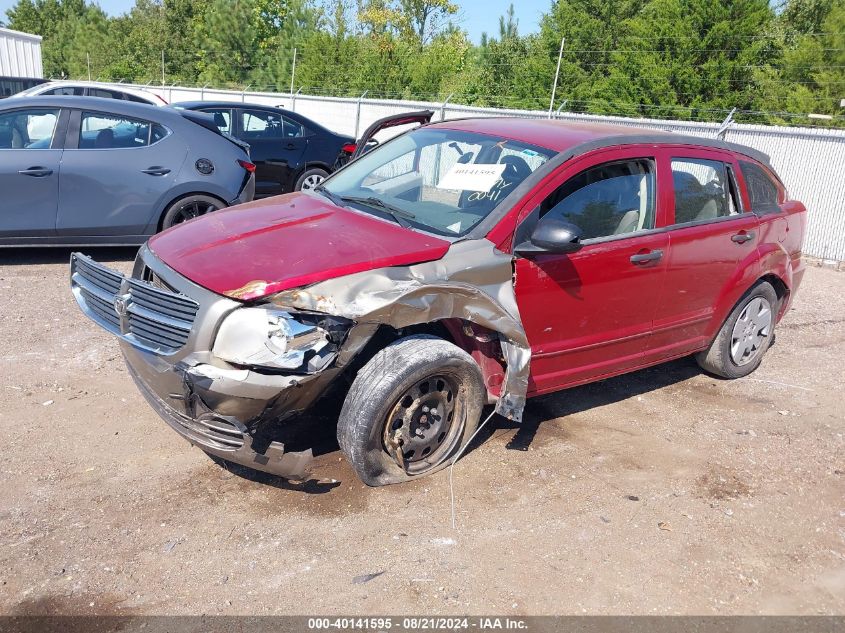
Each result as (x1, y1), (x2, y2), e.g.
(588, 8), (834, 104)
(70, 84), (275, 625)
(71, 253), (199, 354)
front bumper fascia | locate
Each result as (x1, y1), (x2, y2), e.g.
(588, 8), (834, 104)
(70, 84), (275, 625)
(73, 245), (343, 479)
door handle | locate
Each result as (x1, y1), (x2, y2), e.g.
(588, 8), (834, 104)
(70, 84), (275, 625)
(141, 167), (171, 176)
(731, 231), (754, 244)
(630, 249), (663, 264)
(285, 143), (296, 150)
(18, 167), (53, 177)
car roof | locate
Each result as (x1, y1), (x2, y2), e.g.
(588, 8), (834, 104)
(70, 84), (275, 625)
(25, 80), (158, 96)
(430, 117), (770, 166)
(171, 100), (339, 136)
(2, 95), (186, 125)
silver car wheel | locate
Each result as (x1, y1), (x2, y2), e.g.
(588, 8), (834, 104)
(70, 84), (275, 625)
(300, 174), (325, 190)
(730, 297), (773, 366)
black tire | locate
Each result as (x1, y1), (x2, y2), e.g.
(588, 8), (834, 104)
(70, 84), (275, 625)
(337, 335), (486, 486)
(160, 194), (225, 230)
(294, 167), (329, 191)
(695, 281), (778, 379)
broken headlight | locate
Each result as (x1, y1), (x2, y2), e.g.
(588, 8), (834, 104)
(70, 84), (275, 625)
(212, 308), (350, 373)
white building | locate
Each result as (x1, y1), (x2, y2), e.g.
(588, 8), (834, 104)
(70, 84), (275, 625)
(0, 27), (43, 78)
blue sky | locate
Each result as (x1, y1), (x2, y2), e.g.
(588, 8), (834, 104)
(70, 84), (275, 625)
(0, 0), (547, 44)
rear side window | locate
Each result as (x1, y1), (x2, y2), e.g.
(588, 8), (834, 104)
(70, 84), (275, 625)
(241, 109), (311, 139)
(125, 92), (153, 104)
(88, 88), (122, 99)
(79, 112), (159, 149)
(539, 159), (656, 240)
(740, 161), (781, 214)
(671, 159), (739, 223)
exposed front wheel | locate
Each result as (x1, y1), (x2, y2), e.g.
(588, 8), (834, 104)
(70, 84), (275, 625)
(295, 167), (329, 191)
(696, 281), (778, 378)
(160, 194), (225, 230)
(337, 335), (486, 486)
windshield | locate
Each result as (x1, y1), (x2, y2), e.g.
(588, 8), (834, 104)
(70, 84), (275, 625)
(323, 127), (555, 237)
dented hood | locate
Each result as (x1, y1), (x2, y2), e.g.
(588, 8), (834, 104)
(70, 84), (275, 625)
(147, 192), (451, 300)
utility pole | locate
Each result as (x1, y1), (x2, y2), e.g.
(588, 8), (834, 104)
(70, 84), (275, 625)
(161, 50), (165, 86)
(290, 47), (297, 96)
(86, 53), (91, 81)
(548, 36), (565, 119)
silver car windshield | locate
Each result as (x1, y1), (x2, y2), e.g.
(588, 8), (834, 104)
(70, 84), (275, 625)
(323, 128), (555, 237)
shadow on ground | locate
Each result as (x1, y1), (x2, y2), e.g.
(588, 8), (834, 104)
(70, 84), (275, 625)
(0, 246), (139, 266)
(211, 356), (707, 489)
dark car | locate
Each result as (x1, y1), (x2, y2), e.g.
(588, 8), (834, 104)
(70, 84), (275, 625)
(70, 118), (806, 486)
(173, 101), (356, 196)
(0, 96), (255, 246)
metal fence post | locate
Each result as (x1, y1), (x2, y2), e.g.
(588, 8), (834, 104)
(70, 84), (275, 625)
(716, 108), (736, 139)
(242, 85), (251, 103)
(554, 100), (568, 118)
(355, 91), (368, 138)
(440, 93), (454, 121)
(291, 87), (302, 112)
(200, 83), (209, 100)
(548, 36), (565, 119)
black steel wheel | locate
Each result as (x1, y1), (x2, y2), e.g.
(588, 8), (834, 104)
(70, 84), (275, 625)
(337, 335), (486, 486)
(382, 373), (462, 475)
(160, 194), (225, 230)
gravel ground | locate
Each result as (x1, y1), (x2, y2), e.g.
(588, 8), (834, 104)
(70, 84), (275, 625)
(0, 249), (843, 616)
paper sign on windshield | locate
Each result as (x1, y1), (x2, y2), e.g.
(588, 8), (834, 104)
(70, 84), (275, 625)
(437, 163), (506, 192)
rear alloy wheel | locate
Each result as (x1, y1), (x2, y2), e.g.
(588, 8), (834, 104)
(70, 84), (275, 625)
(337, 335), (486, 486)
(295, 168), (329, 191)
(696, 281), (778, 379)
(161, 194), (224, 230)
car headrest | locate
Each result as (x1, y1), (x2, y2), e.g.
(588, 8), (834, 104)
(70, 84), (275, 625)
(673, 171), (702, 195)
(213, 112), (227, 128)
(94, 128), (114, 149)
(500, 154), (532, 181)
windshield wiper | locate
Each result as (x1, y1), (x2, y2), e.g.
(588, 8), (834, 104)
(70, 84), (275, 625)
(340, 195), (416, 227)
(314, 185), (346, 208)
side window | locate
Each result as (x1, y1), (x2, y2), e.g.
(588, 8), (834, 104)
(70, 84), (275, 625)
(671, 158), (739, 223)
(151, 124), (169, 143)
(79, 112), (152, 149)
(44, 86), (84, 96)
(0, 108), (59, 149)
(125, 93), (152, 104)
(740, 161), (781, 214)
(540, 159), (656, 240)
(202, 108), (232, 134)
(241, 109), (284, 139)
(88, 88), (120, 100)
(282, 115), (307, 138)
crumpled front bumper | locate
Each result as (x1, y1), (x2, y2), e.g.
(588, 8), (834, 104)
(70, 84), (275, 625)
(123, 348), (322, 479)
(70, 247), (339, 480)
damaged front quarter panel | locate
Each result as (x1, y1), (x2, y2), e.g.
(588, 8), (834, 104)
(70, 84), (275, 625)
(269, 238), (531, 421)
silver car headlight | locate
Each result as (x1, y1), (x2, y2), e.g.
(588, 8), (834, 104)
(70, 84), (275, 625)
(212, 308), (350, 373)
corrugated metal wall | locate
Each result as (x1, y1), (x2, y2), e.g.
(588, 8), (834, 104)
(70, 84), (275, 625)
(0, 28), (43, 78)
(137, 83), (845, 263)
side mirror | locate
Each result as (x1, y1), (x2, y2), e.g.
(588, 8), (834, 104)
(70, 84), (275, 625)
(516, 216), (584, 255)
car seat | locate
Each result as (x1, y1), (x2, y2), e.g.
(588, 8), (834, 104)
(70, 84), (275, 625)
(499, 155), (532, 186)
(94, 128), (114, 149)
(673, 172), (705, 223)
(0, 126), (12, 149)
(213, 112), (227, 130)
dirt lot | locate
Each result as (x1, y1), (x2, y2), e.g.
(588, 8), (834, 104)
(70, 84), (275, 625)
(0, 248), (843, 616)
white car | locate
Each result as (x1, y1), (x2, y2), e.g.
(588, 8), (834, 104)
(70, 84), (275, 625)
(11, 81), (167, 106)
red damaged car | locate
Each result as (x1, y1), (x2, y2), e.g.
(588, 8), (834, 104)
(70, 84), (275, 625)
(70, 116), (807, 486)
